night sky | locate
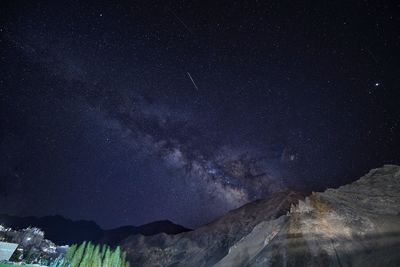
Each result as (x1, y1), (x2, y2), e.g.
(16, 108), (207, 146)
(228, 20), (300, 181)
(1, 0), (399, 229)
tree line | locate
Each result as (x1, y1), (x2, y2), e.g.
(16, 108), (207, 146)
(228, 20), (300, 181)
(51, 241), (130, 267)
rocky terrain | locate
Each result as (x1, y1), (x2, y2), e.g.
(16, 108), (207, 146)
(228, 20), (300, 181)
(121, 190), (305, 266)
(121, 165), (400, 267)
(0, 225), (66, 263)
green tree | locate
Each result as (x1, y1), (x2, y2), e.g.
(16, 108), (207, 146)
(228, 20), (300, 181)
(102, 246), (111, 267)
(100, 244), (107, 260)
(71, 241), (86, 267)
(80, 242), (94, 266)
(63, 244), (77, 266)
(89, 244), (102, 267)
(64, 242), (129, 267)
(111, 246), (122, 267)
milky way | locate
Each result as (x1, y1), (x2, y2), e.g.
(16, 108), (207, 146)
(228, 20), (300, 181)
(1, 27), (287, 226)
(1, 0), (399, 228)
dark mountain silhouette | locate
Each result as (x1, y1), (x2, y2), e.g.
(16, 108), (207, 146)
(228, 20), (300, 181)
(0, 214), (190, 246)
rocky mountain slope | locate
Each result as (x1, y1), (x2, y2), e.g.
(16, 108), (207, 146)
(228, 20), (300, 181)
(121, 165), (400, 267)
(0, 214), (189, 246)
(121, 190), (305, 266)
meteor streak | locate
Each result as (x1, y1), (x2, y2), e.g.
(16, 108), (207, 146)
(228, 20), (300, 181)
(187, 72), (199, 90)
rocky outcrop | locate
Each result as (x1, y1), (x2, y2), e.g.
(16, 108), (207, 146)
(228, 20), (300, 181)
(122, 165), (400, 267)
(248, 164), (400, 267)
(121, 190), (304, 266)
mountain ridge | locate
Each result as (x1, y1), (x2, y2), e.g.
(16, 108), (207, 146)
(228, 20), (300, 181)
(0, 214), (190, 246)
(121, 164), (400, 267)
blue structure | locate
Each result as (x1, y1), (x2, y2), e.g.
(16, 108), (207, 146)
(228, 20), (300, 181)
(0, 241), (18, 261)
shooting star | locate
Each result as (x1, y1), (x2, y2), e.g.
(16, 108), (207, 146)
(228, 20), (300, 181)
(166, 7), (193, 34)
(187, 72), (199, 90)
(365, 47), (379, 64)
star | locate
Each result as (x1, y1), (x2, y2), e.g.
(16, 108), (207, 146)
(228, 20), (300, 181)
(1, 0), (399, 230)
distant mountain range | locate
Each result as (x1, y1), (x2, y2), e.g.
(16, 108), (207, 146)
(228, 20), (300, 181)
(0, 214), (190, 246)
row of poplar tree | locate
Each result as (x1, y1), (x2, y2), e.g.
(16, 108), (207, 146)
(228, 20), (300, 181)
(51, 241), (130, 267)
